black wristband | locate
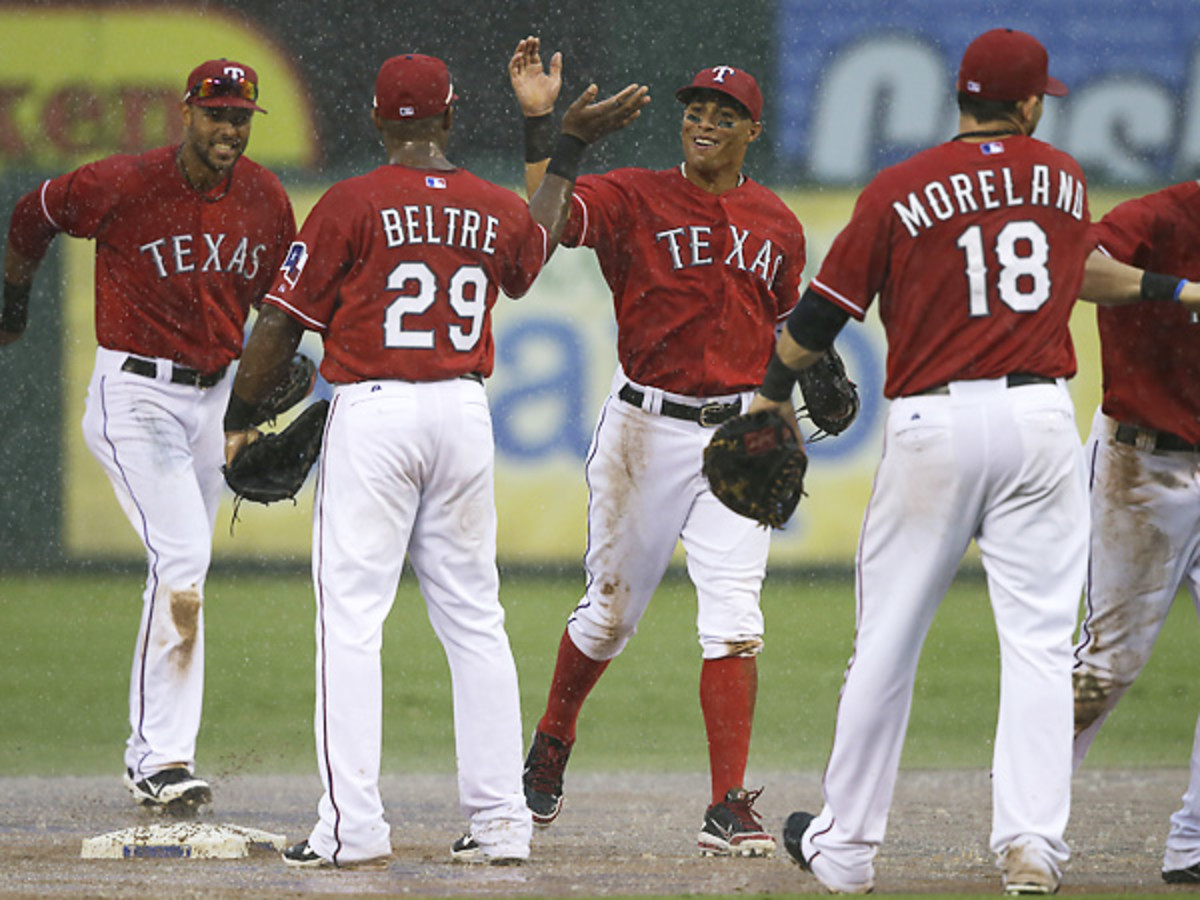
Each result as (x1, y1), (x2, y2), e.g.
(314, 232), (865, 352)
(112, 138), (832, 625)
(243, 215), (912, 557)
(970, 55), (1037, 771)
(545, 133), (587, 181)
(759, 351), (799, 402)
(224, 391), (258, 432)
(524, 113), (555, 163)
(1141, 270), (1186, 302)
(1, 281), (31, 333)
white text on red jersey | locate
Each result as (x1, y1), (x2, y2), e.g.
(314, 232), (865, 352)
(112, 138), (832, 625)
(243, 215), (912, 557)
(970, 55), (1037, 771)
(892, 165), (1086, 238)
(380, 206), (499, 255)
(138, 233), (269, 280)
(654, 225), (785, 285)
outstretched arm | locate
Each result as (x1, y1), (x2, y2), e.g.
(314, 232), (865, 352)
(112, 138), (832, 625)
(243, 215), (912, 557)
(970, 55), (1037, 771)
(526, 79), (650, 250)
(509, 36), (562, 198)
(1080, 248), (1200, 315)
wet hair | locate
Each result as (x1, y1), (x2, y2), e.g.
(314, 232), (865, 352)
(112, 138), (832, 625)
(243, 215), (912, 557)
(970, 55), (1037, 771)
(956, 92), (1024, 123)
(678, 87), (752, 121)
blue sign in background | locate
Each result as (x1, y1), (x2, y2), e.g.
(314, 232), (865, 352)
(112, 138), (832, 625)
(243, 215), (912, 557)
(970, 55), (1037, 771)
(775, 0), (1200, 184)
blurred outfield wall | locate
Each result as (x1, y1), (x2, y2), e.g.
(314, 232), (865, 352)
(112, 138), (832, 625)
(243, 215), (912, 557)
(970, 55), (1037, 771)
(0, 0), (1195, 569)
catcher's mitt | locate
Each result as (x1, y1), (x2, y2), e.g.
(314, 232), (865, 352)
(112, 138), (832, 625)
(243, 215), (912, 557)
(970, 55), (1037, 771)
(224, 399), (330, 504)
(703, 409), (808, 529)
(796, 345), (859, 437)
(250, 354), (318, 427)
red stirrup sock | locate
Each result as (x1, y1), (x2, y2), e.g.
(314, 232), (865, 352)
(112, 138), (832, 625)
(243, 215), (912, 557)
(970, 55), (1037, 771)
(700, 655), (758, 804)
(538, 629), (610, 744)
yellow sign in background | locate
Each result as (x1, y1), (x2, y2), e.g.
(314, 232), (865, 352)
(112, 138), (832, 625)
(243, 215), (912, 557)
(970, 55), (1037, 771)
(0, 5), (318, 172)
(61, 187), (1127, 566)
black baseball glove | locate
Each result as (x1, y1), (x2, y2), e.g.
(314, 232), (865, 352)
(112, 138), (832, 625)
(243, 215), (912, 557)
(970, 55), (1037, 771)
(249, 354), (318, 427)
(224, 400), (330, 504)
(796, 344), (859, 437)
(703, 409), (808, 529)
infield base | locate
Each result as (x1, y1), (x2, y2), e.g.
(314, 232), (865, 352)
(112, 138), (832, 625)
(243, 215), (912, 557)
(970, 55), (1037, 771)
(81, 823), (288, 860)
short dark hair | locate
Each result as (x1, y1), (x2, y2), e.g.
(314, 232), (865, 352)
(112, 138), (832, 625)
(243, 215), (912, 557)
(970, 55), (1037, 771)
(678, 87), (752, 121)
(956, 91), (1023, 122)
(377, 113), (445, 141)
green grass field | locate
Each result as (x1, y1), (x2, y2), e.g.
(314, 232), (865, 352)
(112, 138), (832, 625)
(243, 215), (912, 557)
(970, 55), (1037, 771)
(1, 569), (1196, 777)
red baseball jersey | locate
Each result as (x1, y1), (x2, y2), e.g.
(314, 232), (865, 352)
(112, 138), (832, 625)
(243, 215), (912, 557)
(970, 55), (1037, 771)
(265, 165), (548, 383)
(1090, 181), (1200, 441)
(7, 145), (295, 373)
(810, 136), (1091, 398)
(563, 165), (804, 396)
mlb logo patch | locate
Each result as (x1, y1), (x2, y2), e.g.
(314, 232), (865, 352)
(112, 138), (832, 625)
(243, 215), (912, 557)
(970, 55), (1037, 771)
(981, 141), (1006, 156)
(425, 175), (447, 189)
(279, 241), (309, 288)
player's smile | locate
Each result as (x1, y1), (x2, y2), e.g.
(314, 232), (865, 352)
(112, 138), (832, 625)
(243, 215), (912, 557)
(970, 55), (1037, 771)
(679, 98), (760, 190)
(179, 106), (253, 190)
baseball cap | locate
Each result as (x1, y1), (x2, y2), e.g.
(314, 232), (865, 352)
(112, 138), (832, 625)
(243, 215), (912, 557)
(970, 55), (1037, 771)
(957, 28), (1068, 102)
(676, 65), (762, 122)
(374, 54), (457, 121)
(184, 59), (266, 113)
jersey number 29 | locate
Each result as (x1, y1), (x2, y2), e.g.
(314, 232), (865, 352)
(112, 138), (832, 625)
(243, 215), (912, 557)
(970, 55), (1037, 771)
(383, 261), (488, 351)
(955, 221), (1050, 317)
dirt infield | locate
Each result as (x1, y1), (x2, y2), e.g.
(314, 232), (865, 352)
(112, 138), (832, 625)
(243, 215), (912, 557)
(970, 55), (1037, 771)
(0, 768), (1187, 897)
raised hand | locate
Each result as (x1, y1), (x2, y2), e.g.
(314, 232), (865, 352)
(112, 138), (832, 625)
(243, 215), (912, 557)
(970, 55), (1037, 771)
(508, 36), (562, 117)
(562, 82), (651, 145)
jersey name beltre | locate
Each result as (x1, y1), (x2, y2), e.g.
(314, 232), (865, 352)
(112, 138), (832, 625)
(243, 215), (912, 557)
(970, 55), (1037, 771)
(655, 223), (785, 285)
(893, 163), (1086, 238)
(379, 205), (501, 254)
(138, 232), (270, 281)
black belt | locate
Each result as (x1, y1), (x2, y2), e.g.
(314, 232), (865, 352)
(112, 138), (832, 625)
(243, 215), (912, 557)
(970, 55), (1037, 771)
(121, 356), (226, 389)
(460, 372), (484, 384)
(618, 383), (741, 427)
(1114, 422), (1200, 453)
(919, 373), (1055, 396)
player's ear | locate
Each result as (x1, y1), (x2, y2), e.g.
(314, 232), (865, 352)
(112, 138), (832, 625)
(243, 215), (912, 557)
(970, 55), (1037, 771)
(371, 107), (384, 134)
(442, 105), (454, 132)
(746, 120), (762, 143)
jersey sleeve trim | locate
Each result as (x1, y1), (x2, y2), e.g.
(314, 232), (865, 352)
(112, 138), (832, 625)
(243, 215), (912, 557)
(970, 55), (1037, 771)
(572, 193), (589, 244)
(38, 180), (63, 231)
(810, 276), (867, 318)
(264, 294), (327, 332)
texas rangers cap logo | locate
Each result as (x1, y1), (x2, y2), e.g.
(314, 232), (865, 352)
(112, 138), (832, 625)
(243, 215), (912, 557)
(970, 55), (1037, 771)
(279, 241), (309, 289)
(710, 65), (736, 83)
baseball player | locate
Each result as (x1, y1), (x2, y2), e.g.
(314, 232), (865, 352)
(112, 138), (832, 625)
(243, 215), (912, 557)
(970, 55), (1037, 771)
(1, 59), (295, 811)
(509, 38), (805, 856)
(752, 29), (1092, 894)
(1069, 184), (1200, 884)
(222, 53), (645, 869)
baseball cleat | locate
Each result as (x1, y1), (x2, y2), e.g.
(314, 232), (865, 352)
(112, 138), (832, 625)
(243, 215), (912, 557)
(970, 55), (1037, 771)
(782, 810), (815, 869)
(450, 833), (526, 866)
(282, 839), (390, 870)
(698, 786), (776, 857)
(123, 766), (211, 813)
(1164, 862), (1200, 884)
(523, 730), (572, 827)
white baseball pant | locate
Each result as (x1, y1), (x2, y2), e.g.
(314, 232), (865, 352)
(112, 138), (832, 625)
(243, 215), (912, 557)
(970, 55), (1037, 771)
(1073, 409), (1200, 874)
(305, 378), (530, 866)
(801, 378), (1086, 893)
(81, 346), (228, 780)
(567, 371), (769, 663)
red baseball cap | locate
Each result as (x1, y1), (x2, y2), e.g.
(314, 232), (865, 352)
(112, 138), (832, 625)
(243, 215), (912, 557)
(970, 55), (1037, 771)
(184, 59), (266, 113)
(374, 54), (457, 121)
(957, 28), (1068, 102)
(675, 65), (763, 122)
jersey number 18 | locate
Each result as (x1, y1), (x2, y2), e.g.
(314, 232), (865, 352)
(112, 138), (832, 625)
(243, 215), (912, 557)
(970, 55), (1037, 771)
(955, 220), (1050, 317)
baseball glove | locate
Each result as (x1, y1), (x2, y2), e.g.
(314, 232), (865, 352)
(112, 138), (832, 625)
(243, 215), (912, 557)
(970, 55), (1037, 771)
(796, 345), (859, 437)
(224, 399), (330, 504)
(703, 409), (808, 529)
(250, 354), (318, 427)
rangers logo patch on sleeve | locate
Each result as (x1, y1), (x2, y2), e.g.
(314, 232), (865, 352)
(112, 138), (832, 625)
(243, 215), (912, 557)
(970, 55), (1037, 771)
(279, 241), (309, 288)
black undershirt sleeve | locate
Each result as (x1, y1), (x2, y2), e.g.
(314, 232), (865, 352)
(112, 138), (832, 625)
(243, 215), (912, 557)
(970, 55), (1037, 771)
(784, 288), (852, 352)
